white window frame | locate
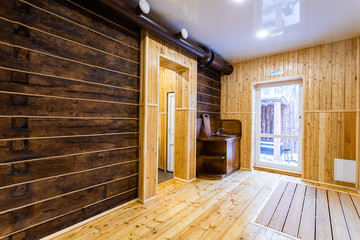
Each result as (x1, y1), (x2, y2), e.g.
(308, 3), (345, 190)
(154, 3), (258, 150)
(253, 77), (303, 173)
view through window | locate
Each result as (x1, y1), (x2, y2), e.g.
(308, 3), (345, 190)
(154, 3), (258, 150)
(256, 82), (302, 171)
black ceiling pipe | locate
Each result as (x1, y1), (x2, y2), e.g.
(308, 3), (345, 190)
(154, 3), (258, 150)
(71, 0), (233, 75)
(198, 47), (213, 65)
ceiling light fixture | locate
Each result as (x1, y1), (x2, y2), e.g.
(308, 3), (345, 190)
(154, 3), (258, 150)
(256, 30), (269, 39)
(232, 0), (246, 3)
(271, 31), (284, 37)
(135, 0), (150, 15)
(176, 28), (189, 40)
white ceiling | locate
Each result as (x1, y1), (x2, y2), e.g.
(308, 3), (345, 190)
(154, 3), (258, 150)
(141, 0), (360, 63)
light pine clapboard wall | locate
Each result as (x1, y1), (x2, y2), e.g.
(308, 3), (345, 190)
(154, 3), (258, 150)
(358, 37), (360, 193)
(222, 37), (359, 188)
(140, 31), (197, 202)
(158, 66), (175, 170)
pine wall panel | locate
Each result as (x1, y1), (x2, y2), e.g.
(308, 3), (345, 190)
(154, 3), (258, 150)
(0, 0), (140, 239)
(222, 37), (359, 188)
(158, 66), (175, 170)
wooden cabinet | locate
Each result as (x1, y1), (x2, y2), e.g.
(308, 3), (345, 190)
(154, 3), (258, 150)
(196, 117), (242, 179)
(197, 136), (240, 179)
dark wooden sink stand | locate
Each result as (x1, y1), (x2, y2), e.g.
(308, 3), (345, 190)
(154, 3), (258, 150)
(196, 115), (241, 180)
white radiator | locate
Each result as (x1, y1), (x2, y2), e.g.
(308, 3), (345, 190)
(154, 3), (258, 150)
(334, 158), (356, 184)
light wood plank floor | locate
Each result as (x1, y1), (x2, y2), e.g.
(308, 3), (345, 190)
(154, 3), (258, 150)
(48, 170), (359, 240)
(256, 180), (360, 240)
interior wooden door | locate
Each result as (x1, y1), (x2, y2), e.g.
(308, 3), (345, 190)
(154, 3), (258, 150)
(167, 92), (175, 172)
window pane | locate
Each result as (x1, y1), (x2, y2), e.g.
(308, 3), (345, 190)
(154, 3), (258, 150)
(260, 137), (299, 167)
(260, 84), (300, 136)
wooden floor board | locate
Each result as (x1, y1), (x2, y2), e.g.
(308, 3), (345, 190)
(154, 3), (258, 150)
(339, 193), (360, 239)
(234, 223), (261, 240)
(256, 180), (360, 240)
(48, 170), (360, 240)
(315, 188), (332, 240)
(174, 171), (275, 240)
(328, 191), (351, 240)
(282, 183), (306, 236)
(141, 172), (260, 239)
(255, 227), (274, 240)
(105, 177), (241, 239)
(255, 180), (288, 226)
(351, 195), (360, 217)
(298, 186), (316, 240)
(205, 173), (281, 239)
(268, 182), (297, 231)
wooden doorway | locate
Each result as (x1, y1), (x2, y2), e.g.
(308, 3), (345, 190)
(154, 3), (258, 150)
(139, 31), (197, 203)
(157, 65), (175, 183)
(158, 57), (190, 181)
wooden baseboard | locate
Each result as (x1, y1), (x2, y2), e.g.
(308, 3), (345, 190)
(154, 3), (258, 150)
(301, 179), (358, 194)
(173, 176), (196, 183)
(41, 198), (140, 240)
(188, 178), (197, 182)
(332, 180), (356, 188)
(254, 166), (302, 178)
(240, 167), (253, 171)
(140, 195), (158, 204)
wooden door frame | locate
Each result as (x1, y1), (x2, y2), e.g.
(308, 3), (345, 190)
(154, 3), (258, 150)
(139, 31), (197, 203)
(158, 57), (191, 182)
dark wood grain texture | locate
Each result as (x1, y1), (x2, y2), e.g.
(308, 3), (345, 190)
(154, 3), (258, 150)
(0, 147), (139, 186)
(197, 103), (221, 113)
(0, 133), (139, 163)
(0, 0), (140, 239)
(196, 119), (241, 179)
(0, 93), (139, 118)
(23, 190), (137, 240)
(0, 44), (140, 90)
(197, 64), (221, 134)
(197, 64), (221, 81)
(196, 137), (240, 179)
(197, 83), (221, 98)
(0, 18), (140, 76)
(197, 93), (221, 105)
(0, 117), (139, 139)
(0, 0), (140, 61)
(0, 163), (138, 212)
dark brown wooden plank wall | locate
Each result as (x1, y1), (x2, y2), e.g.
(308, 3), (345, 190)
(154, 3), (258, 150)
(0, 0), (140, 239)
(197, 64), (221, 133)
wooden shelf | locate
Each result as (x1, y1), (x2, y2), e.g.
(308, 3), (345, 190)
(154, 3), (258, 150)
(196, 171), (227, 180)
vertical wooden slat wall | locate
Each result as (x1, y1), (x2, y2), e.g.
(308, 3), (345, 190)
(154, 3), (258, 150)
(197, 64), (222, 133)
(0, 0), (140, 239)
(158, 67), (176, 170)
(222, 37), (359, 188)
(358, 37), (360, 193)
